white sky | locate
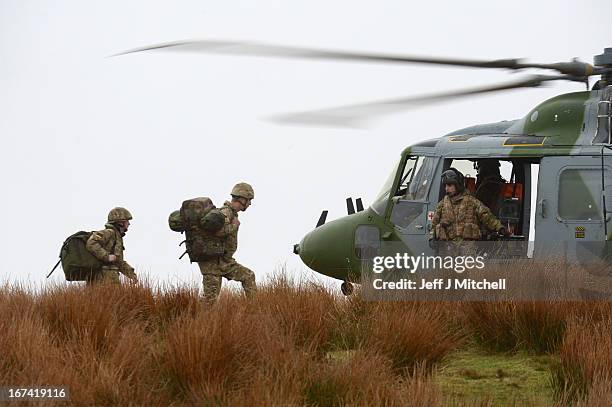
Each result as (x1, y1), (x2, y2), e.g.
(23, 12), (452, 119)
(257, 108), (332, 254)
(1, 0), (610, 290)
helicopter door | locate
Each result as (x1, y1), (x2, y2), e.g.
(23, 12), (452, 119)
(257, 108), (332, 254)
(534, 156), (611, 258)
(389, 156), (438, 237)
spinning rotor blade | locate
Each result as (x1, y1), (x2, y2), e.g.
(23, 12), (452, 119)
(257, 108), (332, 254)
(114, 40), (600, 76)
(269, 75), (581, 126)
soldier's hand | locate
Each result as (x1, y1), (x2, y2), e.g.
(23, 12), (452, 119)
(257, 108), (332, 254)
(498, 227), (511, 237)
(232, 218), (240, 227)
(106, 254), (117, 263)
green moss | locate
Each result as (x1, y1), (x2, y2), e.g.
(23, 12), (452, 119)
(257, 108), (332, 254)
(436, 348), (556, 406)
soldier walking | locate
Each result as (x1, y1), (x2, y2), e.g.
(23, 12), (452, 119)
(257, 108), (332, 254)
(198, 183), (257, 304)
(85, 207), (138, 284)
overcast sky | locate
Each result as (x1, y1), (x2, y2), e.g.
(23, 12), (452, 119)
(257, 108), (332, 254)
(1, 0), (610, 290)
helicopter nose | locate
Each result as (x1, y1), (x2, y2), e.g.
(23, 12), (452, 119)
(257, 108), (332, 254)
(294, 217), (356, 280)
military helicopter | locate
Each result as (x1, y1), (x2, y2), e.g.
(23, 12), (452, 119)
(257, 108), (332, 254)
(116, 42), (612, 295)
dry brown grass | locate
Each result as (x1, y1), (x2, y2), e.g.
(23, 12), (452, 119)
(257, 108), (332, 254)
(0, 278), (610, 406)
(455, 301), (611, 354)
(0, 278), (457, 406)
(360, 301), (462, 374)
(551, 313), (612, 403)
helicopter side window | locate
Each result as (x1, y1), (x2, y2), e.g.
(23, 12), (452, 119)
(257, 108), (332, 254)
(558, 169), (605, 221)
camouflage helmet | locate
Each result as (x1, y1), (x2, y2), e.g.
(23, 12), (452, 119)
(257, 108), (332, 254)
(107, 207), (133, 223)
(441, 168), (465, 191)
(231, 182), (255, 199)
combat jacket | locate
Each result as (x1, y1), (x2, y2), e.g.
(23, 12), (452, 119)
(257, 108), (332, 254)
(86, 223), (136, 279)
(216, 201), (239, 258)
(431, 192), (503, 241)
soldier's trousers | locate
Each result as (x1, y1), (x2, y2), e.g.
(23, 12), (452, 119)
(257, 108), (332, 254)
(86, 267), (121, 285)
(197, 257), (256, 304)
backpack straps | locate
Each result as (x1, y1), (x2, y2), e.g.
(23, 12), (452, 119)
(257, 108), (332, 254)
(46, 259), (61, 278)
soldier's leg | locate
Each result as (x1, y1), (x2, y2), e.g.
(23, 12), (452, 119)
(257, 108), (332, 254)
(102, 268), (121, 284)
(198, 261), (223, 305)
(222, 258), (256, 298)
(201, 274), (222, 305)
(87, 267), (120, 285)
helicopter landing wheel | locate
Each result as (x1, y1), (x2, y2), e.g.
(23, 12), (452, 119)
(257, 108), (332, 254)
(341, 281), (354, 296)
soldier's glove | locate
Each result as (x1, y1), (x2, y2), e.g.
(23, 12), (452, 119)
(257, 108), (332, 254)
(498, 227), (510, 237)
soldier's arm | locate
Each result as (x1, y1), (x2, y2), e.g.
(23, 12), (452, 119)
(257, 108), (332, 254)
(214, 208), (238, 238)
(86, 230), (114, 262)
(118, 260), (137, 281)
(430, 202), (443, 240)
(474, 198), (503, 232)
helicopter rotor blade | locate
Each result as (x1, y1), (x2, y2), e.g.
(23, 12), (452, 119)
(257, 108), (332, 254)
(113, 40), (601, 76)
(269, 74), (581, 127)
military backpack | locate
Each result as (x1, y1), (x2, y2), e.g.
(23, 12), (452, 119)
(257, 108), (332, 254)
(168, 197), (226, 262)
(47, 231), (103, 281)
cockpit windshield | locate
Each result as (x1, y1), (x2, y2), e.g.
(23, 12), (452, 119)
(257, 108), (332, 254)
(371, 158), (400, 215)
(371, 155), (436, 215)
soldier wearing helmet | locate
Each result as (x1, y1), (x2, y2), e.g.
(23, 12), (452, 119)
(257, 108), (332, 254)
(85, 207), (138, 284)
(430, 168), (507, 242)
(197, 182), (257, 304)
(475, 159), (506, 215)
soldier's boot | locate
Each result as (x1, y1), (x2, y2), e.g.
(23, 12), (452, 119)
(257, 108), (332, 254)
(202, 273), (222, 306)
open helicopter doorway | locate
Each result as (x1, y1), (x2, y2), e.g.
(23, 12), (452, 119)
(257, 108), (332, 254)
(439, 158), (539, 258)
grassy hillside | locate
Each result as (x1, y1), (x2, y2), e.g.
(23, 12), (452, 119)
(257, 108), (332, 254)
(0, 276), (611, 406)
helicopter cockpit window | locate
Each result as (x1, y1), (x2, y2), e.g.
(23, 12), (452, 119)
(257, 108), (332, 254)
(371, 158), (401, 215)
(405, 157), (436, 200)
(389, 156), (437, 229)
(395, 156), (421, 197)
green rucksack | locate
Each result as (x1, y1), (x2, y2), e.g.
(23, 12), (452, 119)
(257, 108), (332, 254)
(169, 197), (226, 262)
(168, 210), (185, 232)
(47, 231), (103, 281)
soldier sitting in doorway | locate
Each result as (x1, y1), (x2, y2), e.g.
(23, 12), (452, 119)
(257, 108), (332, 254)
(430, 168), (509, 242)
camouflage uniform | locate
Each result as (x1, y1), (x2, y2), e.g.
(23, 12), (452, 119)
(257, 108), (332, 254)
(86, 208), (137, 284)
(198, 201), (256, 304)
(431, 191), (503, 242)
